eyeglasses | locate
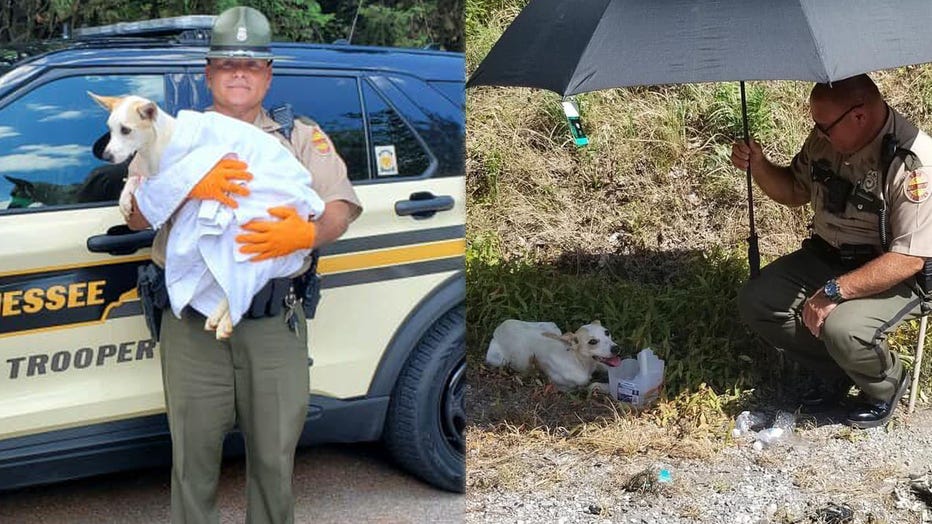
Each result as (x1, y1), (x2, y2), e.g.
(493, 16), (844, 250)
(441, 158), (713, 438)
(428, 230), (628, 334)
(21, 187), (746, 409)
(210, 59), (271, 73)
(815, 103), (864, 136)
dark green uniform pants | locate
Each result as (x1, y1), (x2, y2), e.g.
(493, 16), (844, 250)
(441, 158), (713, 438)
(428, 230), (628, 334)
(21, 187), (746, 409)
(159, 306), (309, 524)
(738, 241), (923, 401)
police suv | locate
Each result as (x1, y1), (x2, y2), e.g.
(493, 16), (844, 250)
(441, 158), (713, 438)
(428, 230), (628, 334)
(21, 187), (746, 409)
(0, 17), (465, 492)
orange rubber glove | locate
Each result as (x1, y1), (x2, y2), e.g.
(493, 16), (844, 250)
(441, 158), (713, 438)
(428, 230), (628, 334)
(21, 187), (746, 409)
(188, 158), (252, 208)
(236, 206), (316, 262)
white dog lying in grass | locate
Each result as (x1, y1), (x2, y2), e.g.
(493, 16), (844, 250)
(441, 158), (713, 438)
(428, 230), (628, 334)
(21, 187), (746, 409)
(485, 319), (622, 391)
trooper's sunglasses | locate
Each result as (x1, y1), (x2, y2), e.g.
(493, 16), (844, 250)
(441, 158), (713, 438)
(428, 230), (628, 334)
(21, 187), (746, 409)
(210, 59), (272, 73)
(815, 103), (864, 136)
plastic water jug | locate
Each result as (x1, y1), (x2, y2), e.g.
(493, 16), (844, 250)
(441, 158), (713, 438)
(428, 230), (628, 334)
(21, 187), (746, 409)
(607, 348), (665, 407)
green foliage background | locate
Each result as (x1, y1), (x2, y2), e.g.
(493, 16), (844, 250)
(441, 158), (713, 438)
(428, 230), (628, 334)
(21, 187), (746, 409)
(0, 0), (463, 50)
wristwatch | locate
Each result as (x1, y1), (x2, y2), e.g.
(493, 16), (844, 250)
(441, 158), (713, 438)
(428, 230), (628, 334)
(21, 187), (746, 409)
(823, 278), (845, 303)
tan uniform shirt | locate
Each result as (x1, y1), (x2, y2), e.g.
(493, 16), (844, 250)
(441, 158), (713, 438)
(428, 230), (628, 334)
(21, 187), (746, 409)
(145, 108), (363, 267)
(789, 108), (932, 257)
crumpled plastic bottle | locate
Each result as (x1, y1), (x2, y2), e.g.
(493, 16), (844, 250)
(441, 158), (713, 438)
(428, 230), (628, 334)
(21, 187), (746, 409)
(732, 410), (768, 437)
(772, 410), (796, 433)
(754, 427), (784, 445)
(752, 410), (796, 450)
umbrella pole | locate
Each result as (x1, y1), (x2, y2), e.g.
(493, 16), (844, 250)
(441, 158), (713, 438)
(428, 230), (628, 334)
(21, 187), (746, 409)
(740, 81), (761, 278)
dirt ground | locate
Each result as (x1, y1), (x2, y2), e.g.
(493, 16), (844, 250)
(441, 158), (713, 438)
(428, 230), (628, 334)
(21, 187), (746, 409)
(466, 365), (932, 523)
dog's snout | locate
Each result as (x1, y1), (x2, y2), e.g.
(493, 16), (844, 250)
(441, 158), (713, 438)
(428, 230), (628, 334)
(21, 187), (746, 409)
(102, 149), (114, 162)
(610, 345), (620, 355)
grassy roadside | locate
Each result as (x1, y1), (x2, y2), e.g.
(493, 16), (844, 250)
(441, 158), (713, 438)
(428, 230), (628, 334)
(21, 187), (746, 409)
(464, 0), (932, 494)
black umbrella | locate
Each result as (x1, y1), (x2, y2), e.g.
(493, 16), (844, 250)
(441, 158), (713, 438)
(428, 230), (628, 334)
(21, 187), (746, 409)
(467, 0), (932, 277)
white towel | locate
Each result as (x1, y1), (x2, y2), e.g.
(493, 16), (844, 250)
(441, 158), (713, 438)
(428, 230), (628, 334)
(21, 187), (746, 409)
(135, 110), (325, 325)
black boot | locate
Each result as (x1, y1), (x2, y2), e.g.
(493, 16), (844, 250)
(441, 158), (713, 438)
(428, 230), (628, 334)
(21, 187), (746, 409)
(846, 373), (909, 429)
(799, 375), (854, 413)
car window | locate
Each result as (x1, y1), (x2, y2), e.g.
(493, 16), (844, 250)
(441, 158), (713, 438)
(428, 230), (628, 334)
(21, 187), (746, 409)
(0, 74), (165, 212)
(428, 81), (465, 110)
(362, 81), (431, 179)
(266, 75), (369, 182)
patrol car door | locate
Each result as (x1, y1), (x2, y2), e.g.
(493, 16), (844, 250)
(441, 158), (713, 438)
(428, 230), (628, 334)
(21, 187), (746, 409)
(261, 72), (465, 399)
(0, 72), (172, 442)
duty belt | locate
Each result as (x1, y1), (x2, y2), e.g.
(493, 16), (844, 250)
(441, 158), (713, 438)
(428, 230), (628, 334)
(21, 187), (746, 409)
(243, 277), (293, 319)
(805, 235), (879, 270)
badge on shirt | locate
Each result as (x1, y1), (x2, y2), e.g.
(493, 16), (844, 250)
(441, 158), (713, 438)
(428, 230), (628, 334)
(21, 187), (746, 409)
(905, 168), (931, 203)
(311, 128), (332, 155)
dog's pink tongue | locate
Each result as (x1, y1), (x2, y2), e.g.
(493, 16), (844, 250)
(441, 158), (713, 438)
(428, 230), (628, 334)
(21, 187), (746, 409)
(601, 356), (622, 367)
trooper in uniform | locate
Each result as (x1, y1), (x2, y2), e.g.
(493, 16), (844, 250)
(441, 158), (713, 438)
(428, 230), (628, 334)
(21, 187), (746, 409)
(127, 6), (362, 523)
(731, 74), (932, 429)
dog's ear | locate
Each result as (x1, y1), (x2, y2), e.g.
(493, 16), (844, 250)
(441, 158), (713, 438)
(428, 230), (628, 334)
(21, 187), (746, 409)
(541, 331), (570, 345)
(136, 101), (158, 121)
(88, 91), (121, 111)
(559, 332), (578, 350)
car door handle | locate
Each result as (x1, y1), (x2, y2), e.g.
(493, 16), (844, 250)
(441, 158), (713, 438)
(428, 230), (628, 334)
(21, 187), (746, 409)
(87, 225), (156, 256)
(394, 192), (455, 219)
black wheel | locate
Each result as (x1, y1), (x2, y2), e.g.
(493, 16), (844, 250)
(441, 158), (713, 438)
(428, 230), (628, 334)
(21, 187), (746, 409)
(384, 305), (465, 492)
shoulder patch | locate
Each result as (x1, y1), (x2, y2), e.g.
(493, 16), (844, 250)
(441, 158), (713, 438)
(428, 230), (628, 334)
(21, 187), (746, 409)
(310, 127), (333, 155)
(905, 168), (931, 203)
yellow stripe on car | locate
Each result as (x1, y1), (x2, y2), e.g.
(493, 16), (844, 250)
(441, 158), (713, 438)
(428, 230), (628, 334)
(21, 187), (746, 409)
(319, 239), (465, 274)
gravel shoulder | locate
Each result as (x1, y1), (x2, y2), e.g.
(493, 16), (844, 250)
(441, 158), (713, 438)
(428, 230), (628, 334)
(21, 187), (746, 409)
(466, 376), (932, 524)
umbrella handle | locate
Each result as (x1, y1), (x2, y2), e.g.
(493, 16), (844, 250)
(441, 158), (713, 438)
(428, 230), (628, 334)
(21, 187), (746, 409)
(740, 81), (761, 278)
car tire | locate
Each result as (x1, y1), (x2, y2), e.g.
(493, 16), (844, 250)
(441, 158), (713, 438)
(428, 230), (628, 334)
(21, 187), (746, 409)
(384, 305), (466, 493)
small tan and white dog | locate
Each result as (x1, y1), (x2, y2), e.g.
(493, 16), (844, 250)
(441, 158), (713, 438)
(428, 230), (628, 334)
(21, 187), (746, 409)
(88, 93), (174, 221)
(485, 319), (622, 391)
